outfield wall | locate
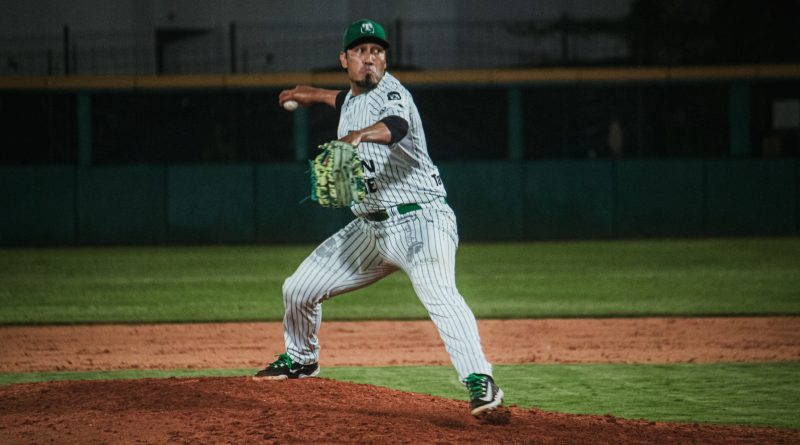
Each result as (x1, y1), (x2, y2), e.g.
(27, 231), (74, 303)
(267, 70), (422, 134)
(1, 159), (797, 245)
(2, 65), (799, 245)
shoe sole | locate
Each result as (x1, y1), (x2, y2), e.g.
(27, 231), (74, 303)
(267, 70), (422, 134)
(252, 367), (320, 381)
(471, 388), (504, 417)
(252, 374), (289, 381)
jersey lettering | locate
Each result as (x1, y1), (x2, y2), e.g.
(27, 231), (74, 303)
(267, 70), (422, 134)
(366, 177), (378, 193)
(361, 159), (376, 173)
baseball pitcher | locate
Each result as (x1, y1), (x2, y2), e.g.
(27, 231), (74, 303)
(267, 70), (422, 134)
(254, 18), (504, 418)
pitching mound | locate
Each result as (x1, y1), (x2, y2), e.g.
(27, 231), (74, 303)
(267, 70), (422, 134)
(2, 377), (797, 444)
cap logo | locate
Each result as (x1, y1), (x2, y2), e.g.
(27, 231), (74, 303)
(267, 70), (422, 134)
(361, 22), (374, 34)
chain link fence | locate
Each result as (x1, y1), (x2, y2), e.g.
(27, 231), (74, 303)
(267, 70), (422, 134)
(0, 19), (631, 75)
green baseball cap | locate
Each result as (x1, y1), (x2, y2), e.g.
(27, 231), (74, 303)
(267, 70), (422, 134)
(342, 19), (390, 51)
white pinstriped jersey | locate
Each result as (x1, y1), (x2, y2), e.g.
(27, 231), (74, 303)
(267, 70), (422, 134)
(338, 72), (446, 216)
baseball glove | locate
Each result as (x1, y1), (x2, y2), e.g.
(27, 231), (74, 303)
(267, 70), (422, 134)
(309, 140), (366, 208)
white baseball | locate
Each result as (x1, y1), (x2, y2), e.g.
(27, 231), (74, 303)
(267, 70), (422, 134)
(283, 100), (299, 111)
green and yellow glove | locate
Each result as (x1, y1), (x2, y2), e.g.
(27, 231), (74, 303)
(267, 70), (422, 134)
(309, 140), (366, 208)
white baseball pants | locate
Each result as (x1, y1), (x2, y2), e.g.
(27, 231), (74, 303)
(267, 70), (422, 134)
(281, 200), (493, 380)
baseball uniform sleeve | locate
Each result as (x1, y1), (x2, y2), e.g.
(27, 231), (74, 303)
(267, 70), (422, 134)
(380, 115), (409, 144)
(378, 90), (411, 122)
(335, 90), (348, 112)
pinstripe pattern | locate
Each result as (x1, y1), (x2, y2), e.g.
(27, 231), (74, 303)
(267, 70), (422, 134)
(281, 72), (493, 381)
(283, 201), (492, 379)
(339, 73), (447, 216)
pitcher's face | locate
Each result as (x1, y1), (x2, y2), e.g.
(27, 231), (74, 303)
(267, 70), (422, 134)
(340, 42), (387, 93)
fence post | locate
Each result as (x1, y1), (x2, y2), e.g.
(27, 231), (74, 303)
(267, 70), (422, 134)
(229, 22), (237, 74)
(47, 50), (53, 75)
(77, 93), (92, 166)
(508, 88), (524, 160)
(393, 18), (403, 67)
(294, 108), (309, 161)
(560, 14), (570, 64)
(63, 25), (70, 75)
(729, 81), (751, 156)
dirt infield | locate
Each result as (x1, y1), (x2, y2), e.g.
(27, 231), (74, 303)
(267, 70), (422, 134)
(1, 317), (799, 444)
(2, 317), (799, 373)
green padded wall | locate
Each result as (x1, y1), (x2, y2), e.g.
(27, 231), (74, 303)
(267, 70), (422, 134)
(1, 160), (797, 246)
(77, 166), (167, 244)
(439, 162), (525, 241)
(524, 160), (614, 239)
(167, 165), (255, 243)
(0, 165), (76, 245)
(615, 160), (705, 237)
(706, 159), (796, 236)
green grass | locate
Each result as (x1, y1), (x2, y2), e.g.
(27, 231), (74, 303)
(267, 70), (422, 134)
(1, 238), (799, 324)
(2, 363), (798, 430)
(0, 368), (250, 385)
(327, 363), (800, 430)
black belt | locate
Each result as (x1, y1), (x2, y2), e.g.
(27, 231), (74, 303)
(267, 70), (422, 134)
(363, 203), (423, 222)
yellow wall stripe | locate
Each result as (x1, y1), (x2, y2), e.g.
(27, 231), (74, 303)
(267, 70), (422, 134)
(2, 64), (798, 90)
